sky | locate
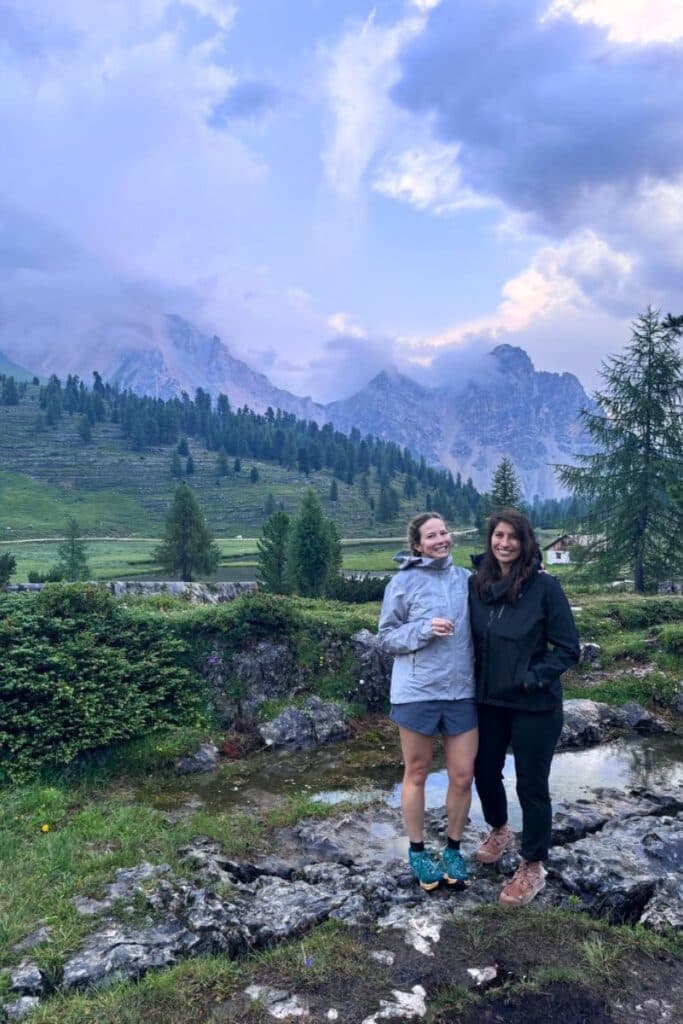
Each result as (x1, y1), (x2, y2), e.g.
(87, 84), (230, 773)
(1, 0), (682, 402)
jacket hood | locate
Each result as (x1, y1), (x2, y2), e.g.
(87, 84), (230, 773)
(393, 550), (453, 572)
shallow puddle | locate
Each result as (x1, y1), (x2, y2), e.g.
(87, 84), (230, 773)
(405, 732), (683, 831)
(136, 729), (683, 838)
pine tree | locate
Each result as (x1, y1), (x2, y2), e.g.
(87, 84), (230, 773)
(490, 457), (522, 510)
(329, 478), (338, 502)
(56, 517), (90, 581)
(170, 451), (183, 478)
(186, 455), (195, 475)
(286, 489), (341, 597)
(216, 449), (229, 477)
(558, 308), (683, 592)
(264, 492), (277, 516)
(256, 509), (291, 593)
(0, 552), (16, 587)
(250, 465), (259, 483)
(153, 483), (220, 581)
(77, 415), (92, 443)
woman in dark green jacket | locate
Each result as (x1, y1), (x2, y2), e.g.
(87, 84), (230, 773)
(469, 509), (579, 906)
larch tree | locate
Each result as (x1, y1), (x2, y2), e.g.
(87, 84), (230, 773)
(557, 308), (683, 592)
(154, 483), (220, 582)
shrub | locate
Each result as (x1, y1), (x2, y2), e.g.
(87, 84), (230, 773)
(325, 574), (391, 603)
(0, 585), (206, 781)
(658, 624), (683, 655)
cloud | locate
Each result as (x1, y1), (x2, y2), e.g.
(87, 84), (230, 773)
(400, 229), (641, 387)
(391, 0), (683, 229)
(0, 0), (266, 289)
(321, 7), (434, 201)
(372, 141), (496, 213)
(545, 0), (683, 44)
(307, 332), (396, 402)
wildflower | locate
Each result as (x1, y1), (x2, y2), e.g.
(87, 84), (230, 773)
(41, 823), (50, 833)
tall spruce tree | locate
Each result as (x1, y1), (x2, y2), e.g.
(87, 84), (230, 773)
(286, 489), (341, 597)
(257, 509), (292, 593)
(490, 457), (522, 510)
(56, 517), (90, 581)
(558, 308), (683, 592)
(154, 483), (220, 582)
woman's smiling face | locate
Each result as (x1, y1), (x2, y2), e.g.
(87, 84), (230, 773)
(415, 517), (452, 559)
(490, 520), (521, 573)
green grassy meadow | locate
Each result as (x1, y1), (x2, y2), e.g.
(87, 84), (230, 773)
(0, 535), (482, 582)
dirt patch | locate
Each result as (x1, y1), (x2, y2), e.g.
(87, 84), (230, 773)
(220, 905), (682, 1024)
(449, 982), (613, 1024)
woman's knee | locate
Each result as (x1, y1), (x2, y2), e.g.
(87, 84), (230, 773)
(404, 763), (430, 787)
(448, 768), (474, 791)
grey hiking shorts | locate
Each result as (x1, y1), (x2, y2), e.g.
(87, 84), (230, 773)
(390, 698), (477, 737)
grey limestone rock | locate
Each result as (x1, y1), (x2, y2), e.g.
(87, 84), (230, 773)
(233, 642), (303, 719)
(579, 642), (603, 668)
(2, 997), (41, 1021)
(558, 699), (670, 750)
(348, 629), (392, 711)
(11, 927), (52, 953)
(175, 742), (220, 775)
(9, 962), (44, 996)
(549, 811), (683, 927)
(106, 581), (256, 603)
(551, 787), (683, 846)
(258, 697), (351, 750)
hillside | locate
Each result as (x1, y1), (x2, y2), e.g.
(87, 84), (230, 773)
(0, 313), (595, 497)
(0, 382), (477, 542)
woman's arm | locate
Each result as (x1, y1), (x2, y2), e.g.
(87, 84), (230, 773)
(378, 580), (436, 655)
(523, 577), (580, 690)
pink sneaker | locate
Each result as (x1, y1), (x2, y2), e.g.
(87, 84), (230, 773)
(475, 824), (515, 864)
(499, 860), (547, 906)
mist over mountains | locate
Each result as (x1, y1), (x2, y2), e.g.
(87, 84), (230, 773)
(1, 314), (594, 498)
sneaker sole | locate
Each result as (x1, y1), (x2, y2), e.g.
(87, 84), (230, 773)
(443, 874), (467, 889)
(418, 879), (441, 892)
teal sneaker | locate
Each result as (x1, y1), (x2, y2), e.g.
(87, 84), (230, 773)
(408, 849), (444, 891)
(441, 846), (468, 888)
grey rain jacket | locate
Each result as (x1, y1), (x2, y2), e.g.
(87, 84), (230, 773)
(378, 552), (475, 705)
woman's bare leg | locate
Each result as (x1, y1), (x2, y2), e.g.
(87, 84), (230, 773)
(443, 727), (478, 840)
(397, 727), (434, 842)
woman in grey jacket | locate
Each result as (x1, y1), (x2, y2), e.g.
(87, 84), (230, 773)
(378, 512), (477, 891)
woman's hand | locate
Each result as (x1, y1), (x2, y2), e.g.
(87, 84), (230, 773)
(430, 617), (455, 637)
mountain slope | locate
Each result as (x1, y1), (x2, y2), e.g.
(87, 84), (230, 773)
(327, 346), (594, 498)
(0, 350), (35, 382)
(3, 311), (594, 497)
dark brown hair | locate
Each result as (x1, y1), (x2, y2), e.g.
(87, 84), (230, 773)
(473, 508), (539, 602)
(407, 511), (448, 555)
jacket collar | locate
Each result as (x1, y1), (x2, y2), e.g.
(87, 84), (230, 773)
(393, 551), (453, 572)
(470, 551), (540, 603)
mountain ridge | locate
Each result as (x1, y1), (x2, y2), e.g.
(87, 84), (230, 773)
(2, 315), (594, 498)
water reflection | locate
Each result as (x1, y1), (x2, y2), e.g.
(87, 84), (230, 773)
(138, 731), (682, 826)
(385, 735), (683, 831)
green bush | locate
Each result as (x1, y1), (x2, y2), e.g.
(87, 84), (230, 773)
(657, 623), (683, 655)
(0, 585), (206, 782)
(325, 575), (391, 603)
